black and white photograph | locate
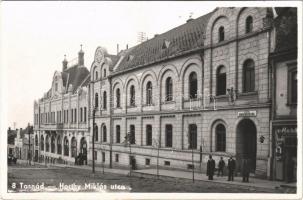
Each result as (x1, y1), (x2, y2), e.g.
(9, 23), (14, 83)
(0, 1), (301, 199)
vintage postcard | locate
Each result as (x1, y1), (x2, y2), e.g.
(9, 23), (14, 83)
(0, 1), (302, 199)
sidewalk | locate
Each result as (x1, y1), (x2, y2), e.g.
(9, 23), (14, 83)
(133, 168), (296, 190)
(32, 161), (296, 191)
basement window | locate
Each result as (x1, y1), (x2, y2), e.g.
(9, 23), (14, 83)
(164, 161), (170, 166)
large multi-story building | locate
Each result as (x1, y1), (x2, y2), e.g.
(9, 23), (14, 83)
(33, 47), (91, 164)
(34, 7), (297, 179)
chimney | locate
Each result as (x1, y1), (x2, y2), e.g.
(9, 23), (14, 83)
(78, 44), (84, 66)
(186, 18), (194, 23)
(117, 44), (119, 55)
(62, 55), (68, 71)
(126, 44), (128, 50)
(154, 34), (159, 38)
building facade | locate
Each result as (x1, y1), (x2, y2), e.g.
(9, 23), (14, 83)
(270, 8), (297, 182)
(34, 7), (297, 179)
(33, 48), (91, 165)
(88, 7), (277, 178)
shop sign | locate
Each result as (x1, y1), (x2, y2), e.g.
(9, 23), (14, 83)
(237, 110), (257, 117)
(275, 127), (297, 140)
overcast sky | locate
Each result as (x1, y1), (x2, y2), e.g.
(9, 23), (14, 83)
(1, 1), (297, 129)
(1, 1), (217, 129)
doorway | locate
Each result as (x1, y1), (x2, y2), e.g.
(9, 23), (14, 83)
(236, 119), (257, 172)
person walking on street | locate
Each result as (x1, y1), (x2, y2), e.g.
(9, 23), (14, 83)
(242, 158), (250, 182)
(217, 157), (225, 176)
(227, 156), (236, 181)
(207, 155), (216, 180)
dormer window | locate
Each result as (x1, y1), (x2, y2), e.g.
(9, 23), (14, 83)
(55, 83), (58, 91)
(162, 39), (170, 49)
(127, 55), (134, 62)
(219, 26), (225, 42)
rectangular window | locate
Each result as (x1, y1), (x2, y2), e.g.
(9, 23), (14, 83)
(71, 109), (73, 122)
(102, 152), (105, 163)
(84, 107), (87, 122)
(67, 110), (69, 122)
(187, 164), (194, 169)
(145, 158), (150, 166)
(165, 124), (173, 147)
(115, 154), (119, 162)
(288, 69), (297, 104)
(116, 125), (121, 143)
(80, 108), (83, 122)
(188, 124), (197, 149)
(146, 125), (152, 146)
(130, 125), (135, 144)
(94, 151), (97, 160)
(164, 161), (170, 166)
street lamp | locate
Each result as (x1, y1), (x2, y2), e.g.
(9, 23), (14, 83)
(92, 107), (97, 174)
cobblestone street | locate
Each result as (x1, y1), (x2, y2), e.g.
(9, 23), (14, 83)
(8, 164), (287, 193)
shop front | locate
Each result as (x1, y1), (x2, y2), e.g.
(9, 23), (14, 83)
(273, 124), (297, 182)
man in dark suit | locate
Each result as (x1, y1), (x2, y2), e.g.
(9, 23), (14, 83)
(227, 156), (236, 181)
(207, 155), (216, 180)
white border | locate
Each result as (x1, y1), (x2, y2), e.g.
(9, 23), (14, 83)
(1, 1), (302, 199)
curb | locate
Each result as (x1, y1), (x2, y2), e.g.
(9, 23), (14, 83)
(131, 171), (280, 190)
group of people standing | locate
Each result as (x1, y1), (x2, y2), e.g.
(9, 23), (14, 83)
(206, 155), (251, 182)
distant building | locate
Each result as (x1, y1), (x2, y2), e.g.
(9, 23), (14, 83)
(33, 47), (90, 165)
(14, 126), (34, 161)
(7, 127), (17, 156)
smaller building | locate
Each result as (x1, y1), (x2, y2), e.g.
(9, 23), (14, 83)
(270, 7), (297, 182)
(7, 127), (17, 156)
(14, 126), (34, 161)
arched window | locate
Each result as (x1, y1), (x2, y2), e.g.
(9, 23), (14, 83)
(103, 69), (107, 77)
(246, 16), (253, 34)
(71, 137), (77, 158)
(64, 137), (69, 156)
(46, 135), (50, 152)
(95, 93), (99, 108)
(41, 135), (44, 151)
(146, 125), (152, 146)
(189, 72), (198, 99)
(103, 91), (107, 110)
(51, 135), (55, 153)
(216, 66), (226, 96)
(146, 81), (153, 105)
(189, 124), (197, 149)
(94, 124), (98, 141)
(243, 59), (255, 93)
(130, 85), (135, 106)
(103, 125), (107, 142)
(57, 136), (62, 155)
(166, 77), (173, 101)
(216, 124), (226, 152)
(95, 71), (98, 80)
(116, 88), (121, 108)
(219, 26), (225, 42)
(35, 135), (38, 146)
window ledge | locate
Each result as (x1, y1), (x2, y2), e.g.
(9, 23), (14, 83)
(239, 91), (258, 97)
(184, 98), (200, 102)
(127, 105), (137, 108)
(142, 103), (155, 107)
(162, 100), (175, 105)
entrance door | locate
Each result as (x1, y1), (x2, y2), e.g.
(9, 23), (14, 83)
(236, 119), (257, 172)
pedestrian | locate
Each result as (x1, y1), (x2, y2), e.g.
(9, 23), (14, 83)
(217, 157), (225, 176)
(206, 155), (216, 180)
(227, 156), (236, 181)
(242, 158), (250, 182)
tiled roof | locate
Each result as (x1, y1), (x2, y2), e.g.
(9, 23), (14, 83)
(64, 65), (90, 93)
(274, 7), (297, 53)
(114, 11), (214, 72)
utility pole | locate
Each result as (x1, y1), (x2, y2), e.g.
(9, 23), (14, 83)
(92, 107), (96, 174)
